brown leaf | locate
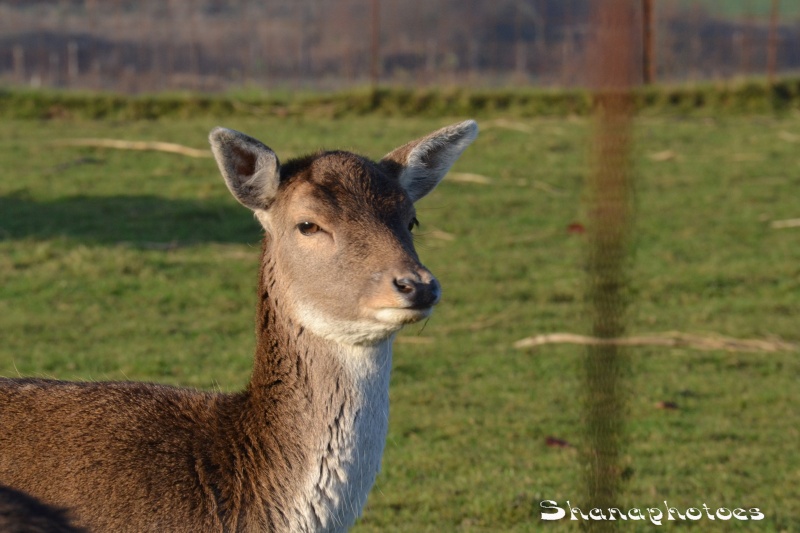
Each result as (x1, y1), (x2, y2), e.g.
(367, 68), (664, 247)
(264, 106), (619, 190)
(545, 436), (572, 448)
(655, 401), (679, 410)
(567, 222), (586, 234)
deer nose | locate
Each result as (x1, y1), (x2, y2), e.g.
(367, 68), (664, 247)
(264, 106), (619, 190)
(393, 275), (441, 309)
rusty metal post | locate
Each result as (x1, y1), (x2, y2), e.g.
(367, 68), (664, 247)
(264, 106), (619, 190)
(371, 0), (381, 89)
(642, 0), (655, 84)
(584, 1), (636, 528)
(767, 0), (780, 85)
(12, 45), (25, 84)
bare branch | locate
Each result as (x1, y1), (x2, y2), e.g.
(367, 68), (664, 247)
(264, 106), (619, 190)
(53, 139), (211, 158)
(514, 332), (799, 352)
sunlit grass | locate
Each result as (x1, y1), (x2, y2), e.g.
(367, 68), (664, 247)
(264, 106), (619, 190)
(1, 113), (798, 531)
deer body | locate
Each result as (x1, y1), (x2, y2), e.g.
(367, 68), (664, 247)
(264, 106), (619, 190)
(0, 121), (477, 532)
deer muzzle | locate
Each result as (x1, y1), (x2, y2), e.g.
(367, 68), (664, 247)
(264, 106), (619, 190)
(393, 274), (441, 310)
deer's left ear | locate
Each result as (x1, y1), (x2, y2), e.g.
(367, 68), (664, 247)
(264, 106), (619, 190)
(380, 120), (478, 203)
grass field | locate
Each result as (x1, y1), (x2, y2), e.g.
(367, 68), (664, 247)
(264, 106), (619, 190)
(1, 110), (799, 531)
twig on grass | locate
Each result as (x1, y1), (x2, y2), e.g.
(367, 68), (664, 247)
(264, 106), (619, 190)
(53, 138), (211, 158)
(514, 332), (798, 352)
(648, 149), (678, 162)
(448, 172), (492, 184)
(425, 229), (456, 241)
(771, 218), (800, 229)
(531, 180), (565, 195)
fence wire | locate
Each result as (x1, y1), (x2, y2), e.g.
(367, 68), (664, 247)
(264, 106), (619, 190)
(582, 2), (636, 527)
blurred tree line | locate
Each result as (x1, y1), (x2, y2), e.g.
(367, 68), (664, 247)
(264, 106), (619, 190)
(0, 0), (797, 93)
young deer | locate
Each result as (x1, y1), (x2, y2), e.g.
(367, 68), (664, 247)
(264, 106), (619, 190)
(0, 120), (478, 532)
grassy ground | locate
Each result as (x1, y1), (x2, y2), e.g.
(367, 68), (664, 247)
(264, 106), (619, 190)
(1, 112), (798, 531)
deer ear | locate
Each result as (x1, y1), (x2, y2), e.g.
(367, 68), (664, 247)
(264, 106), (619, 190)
(380, 120), (478, 202)
(209, 127), (280, 211)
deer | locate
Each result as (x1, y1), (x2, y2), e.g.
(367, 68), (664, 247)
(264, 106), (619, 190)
(0, 120), (478, 532)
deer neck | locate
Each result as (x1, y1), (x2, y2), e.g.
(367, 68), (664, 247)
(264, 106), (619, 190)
(244, 241), (392, 532)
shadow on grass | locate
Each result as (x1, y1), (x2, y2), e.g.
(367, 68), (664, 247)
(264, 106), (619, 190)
(0, 194), (260, 245)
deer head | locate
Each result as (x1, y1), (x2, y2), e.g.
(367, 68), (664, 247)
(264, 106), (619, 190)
(210, 121), (478, 346)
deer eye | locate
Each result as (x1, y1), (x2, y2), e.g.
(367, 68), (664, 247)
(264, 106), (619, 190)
(408, 217), (420, 232)
(297, 222), (321, 236)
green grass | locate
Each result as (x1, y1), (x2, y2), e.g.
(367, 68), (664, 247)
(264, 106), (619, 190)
(1, 111), (799, 531)
(3, 78), (800, 121)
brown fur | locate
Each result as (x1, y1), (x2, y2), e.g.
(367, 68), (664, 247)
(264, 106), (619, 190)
(0, 121), (477, 532)
(0, 485), (86, 533)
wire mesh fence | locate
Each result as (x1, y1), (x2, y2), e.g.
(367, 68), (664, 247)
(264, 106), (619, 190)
(0, 0), (798, 94)
(583, 3), (636, 526)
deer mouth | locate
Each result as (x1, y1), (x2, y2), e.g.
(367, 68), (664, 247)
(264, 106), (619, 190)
(374, 305), (434, 325)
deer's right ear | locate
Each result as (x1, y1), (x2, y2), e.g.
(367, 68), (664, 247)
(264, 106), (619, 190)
(209, 127), (281, 211)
